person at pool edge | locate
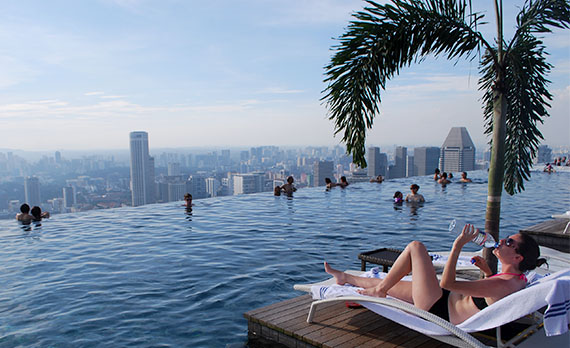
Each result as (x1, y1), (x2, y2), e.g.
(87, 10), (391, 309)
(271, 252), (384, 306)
(393, 191), (403, 204)
(31, 206), (50, 221)
(184, 193), (193, 209)
(338, 176), (349, 188)
(460, 172), (472, 183)
(324, 225), (546, 325)
(15, 203), (33, 222)
(280, 176), (297, 196)
(405, 184), (425, 203)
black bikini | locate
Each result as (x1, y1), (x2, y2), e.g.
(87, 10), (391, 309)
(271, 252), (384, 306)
(471, 296), (488, 310)
(428, 289), (450, 321)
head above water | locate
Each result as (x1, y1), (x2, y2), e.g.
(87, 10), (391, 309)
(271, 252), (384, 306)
(287, 176), (294, 184)
(410, 184), (419, 191)
(20, 204), (30, 214)
(184, 193), (192, 201)
(31, 206), (42, 219)
(393, 191), (403, 199)
(325, 178), (332, 184)
(441, 172), (448, 179)
(340, 176), (347, 183)
(434, 168), (440, 174)
(462, 172), (468, 178)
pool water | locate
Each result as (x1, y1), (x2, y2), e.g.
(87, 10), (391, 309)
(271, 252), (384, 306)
(1, 171), (568, 347)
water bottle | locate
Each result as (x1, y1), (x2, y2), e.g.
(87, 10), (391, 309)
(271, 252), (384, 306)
(448, 219), (498, 248)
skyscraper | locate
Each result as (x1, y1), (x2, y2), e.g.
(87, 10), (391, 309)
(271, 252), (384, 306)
(24, 176), (41, 206)
(313, 160), (333, 187)
(414, 147), (440, 176)
(439, 127), (476, 172)
(63, 186), (76, 208)
(389, 146), (407, 179)
(129, 131), (156, 207)
(367, 147), (387, 177)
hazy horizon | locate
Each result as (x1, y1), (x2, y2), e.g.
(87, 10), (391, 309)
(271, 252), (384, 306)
(1, 1), (568, 151)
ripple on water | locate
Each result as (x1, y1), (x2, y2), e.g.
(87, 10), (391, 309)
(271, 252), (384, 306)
(0, 171), (568, 347)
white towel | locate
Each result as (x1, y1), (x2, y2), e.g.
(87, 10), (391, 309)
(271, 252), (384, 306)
(543, 276), (570, 336)
(311, 268), (570, 336)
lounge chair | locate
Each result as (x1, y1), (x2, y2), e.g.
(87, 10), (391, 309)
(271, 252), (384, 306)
(294, 268), (570, 348)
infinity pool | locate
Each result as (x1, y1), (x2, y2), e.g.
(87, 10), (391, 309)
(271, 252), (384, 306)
(1, 170), (568, 347)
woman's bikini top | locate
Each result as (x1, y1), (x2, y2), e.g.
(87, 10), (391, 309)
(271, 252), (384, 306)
(471, 272), (527, 310)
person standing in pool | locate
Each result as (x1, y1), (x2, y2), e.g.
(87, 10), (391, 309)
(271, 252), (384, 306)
(30, 206), (50, 221)
(325, 178), (337, 189)
(405, 184), (425, 203)
(438, 172), (451, 185)
(281, 176), (297, 196)
(460, 172), (472, 183)
(16, 204), (33, 222)
(184, 193), (193, 209)
(338, 176), (349, 188)
(433, 168), (441, 181)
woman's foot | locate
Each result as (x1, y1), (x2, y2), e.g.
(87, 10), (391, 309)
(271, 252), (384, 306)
(324, 262), (347, 285)
(357, 286), (387, 297)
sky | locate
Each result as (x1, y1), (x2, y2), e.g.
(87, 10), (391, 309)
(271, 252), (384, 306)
(0, 0), (568, 152)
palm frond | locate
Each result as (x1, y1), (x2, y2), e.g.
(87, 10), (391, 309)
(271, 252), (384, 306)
(323, 0), (487, 167)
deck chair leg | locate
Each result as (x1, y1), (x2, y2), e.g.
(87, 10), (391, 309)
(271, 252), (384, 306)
(307, 302), (318, 323)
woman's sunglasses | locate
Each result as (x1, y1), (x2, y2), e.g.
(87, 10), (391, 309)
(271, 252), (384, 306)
(505, 237), (519, 253)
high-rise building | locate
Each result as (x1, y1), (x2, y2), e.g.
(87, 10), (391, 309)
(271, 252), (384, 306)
(388, 146), (407, 179)
(406, 155), (415, 177)
(535, 145), (552, 164)
(414, 147), (440, 176)
(367, 147), (388, 177)
(313, 160), (333, 187)
(129, 131), (156, 207)
(24, 176), (41, 206)
(233, 173), (264, 195)
(439, 127), (476, 172)
(167, 162), (180, 176)
(63, 186), (76, 208)
(205, 177), (220, 197)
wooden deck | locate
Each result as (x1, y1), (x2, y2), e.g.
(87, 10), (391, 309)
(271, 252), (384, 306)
(245, 294), (456, 348)
(520, 218), (570, 253)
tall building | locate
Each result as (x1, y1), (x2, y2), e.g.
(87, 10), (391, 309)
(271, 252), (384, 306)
(367, 147), (387, 177)
(205, 177), (220, 197)
(388, 146), (407, 179)
(313, 160), (333, 187)
(167, 162), (180, 176)
(129, 131), (156, 207)
(233, 173), (264, 195)
(535, 145), (552, 164)
(439, 127), (476, 172)
(414, 147), (440, 176)
(24, 176), (41, 206)
(406, 155), (415, 177)
(63, 186), (76, 208)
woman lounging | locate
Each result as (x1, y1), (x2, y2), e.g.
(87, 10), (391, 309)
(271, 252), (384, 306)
(324, 225), (545, 325)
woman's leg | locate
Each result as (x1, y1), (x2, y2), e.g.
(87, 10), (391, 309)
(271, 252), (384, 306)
(326, 241), (442, 310)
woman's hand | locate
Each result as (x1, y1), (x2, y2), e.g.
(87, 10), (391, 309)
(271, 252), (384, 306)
(454, 224), (478, 247)
(471, 256), (492, 277)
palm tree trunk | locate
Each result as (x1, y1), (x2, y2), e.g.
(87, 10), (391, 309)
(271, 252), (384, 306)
(484, 85), (507, 274)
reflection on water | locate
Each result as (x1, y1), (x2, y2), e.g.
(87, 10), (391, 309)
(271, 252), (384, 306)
(0, 170), (569, 347)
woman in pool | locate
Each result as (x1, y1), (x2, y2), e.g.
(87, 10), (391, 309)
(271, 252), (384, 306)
(324, 225), (545, 325)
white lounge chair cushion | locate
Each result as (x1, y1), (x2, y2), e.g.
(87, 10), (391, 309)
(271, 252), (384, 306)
(311, 268), (570, 336)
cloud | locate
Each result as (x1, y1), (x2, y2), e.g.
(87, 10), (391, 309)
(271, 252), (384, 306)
(84, 91), (105, 96)
(257, 87), (305, 95)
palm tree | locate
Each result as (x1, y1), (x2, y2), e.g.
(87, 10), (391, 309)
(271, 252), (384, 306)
(323, 0), (569, 270)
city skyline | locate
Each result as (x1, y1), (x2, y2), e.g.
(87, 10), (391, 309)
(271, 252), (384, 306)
(0, 1), (568, 151)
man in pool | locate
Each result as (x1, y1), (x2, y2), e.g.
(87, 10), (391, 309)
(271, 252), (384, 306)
(405, 184), (425, 203)
(184, 193), (193, 209)
(16, 203), (33, 222)
(280, 176), (297, 196)
(460, 172), (472, 183)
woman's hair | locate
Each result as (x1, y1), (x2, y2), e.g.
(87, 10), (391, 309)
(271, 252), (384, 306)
(31, 206), (42, 219)
(325, 178), (331, 184)
(517, 234), (548, 272)
(393, 191), (402, 198)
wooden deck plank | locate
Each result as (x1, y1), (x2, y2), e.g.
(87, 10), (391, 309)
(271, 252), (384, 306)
(246, 295), (458, 348)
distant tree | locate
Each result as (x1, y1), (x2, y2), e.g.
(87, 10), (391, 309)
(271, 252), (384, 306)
(323, 0), (570, 271)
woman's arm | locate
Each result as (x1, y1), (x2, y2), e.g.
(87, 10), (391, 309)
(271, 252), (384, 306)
(439, 224), (477, 289)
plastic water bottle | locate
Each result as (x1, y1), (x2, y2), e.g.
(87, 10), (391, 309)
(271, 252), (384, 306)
(448, 219), (498, 248)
